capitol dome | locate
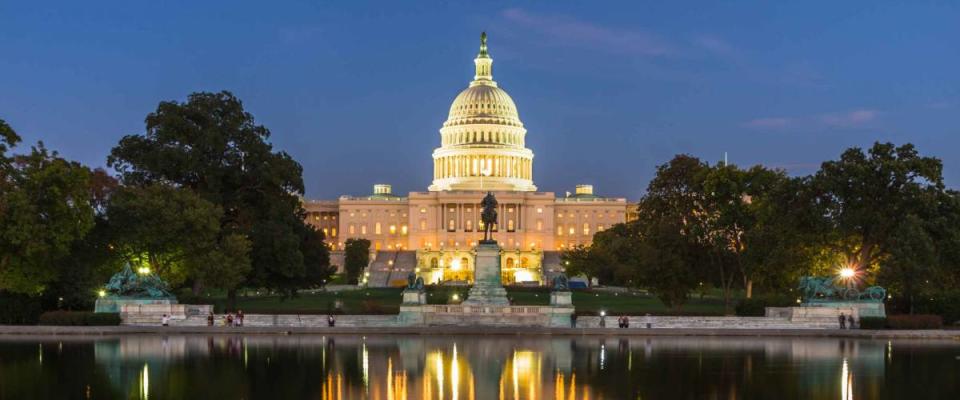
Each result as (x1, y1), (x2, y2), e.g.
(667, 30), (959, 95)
(429, 33), (536, 192)
(445, 84), (522, 128)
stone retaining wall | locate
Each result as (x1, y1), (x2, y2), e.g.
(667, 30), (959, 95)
(574, 315), (838, 329)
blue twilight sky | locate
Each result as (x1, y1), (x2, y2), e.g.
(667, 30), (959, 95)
(1, 1), (958, 200)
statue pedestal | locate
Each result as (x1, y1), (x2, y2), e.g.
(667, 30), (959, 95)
(402, 289), (427, 305)
(550, 291), (572, 306)
(464, 242), (509, 305)
(95, 297), (177, 313)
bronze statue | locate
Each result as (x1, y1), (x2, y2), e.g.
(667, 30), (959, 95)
(480, 191), (498, 242)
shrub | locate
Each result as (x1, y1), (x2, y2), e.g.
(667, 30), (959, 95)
(38, 311), (122, 326)
(885, 314), (943, 330)
(0, 294), (42, 325)
(735, 295), (795, 316)
(858, 316), (887, 329)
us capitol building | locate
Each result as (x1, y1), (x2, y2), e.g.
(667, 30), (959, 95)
(304, 34), (631, 287)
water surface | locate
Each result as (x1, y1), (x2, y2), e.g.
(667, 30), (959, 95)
(0, 334), (958, 399)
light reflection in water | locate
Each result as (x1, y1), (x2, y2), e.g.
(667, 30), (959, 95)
(139, 363), (149, 400)
(11, 335), (948, 399)
(841, 358), (854, 400)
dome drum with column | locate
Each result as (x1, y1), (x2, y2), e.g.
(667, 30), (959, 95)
(429, 32), (536, 192)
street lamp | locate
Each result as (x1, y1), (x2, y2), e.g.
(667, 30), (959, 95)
(839, 268), (856, 279)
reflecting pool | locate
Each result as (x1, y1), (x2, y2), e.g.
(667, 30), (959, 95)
(1, 334), (958, 399)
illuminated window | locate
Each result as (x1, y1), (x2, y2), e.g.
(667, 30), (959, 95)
(323, 228), (329, 236)
(389, 225), (397, 234)
(537, 208), (543, 213)
(583, 223), (590, 236)
(569, 227), (575, 235)
(448, 219), (455, 231)
(466, 220), (473, 231)
(323, 215), (328, 220)
(598, 224), (605, 232)
(361, 225), (367, 234)
(375, 223), (382, 235)
(430, 258), (439, 268)
(507, 219), (514, 231)
(536, 219), (543, 231)
(508, 207), (514, 213)
(401, 225), (408, 235)
(374, 241), (381, 251)
(557, 226), (563, 236)
(506, 258), (515, 268)
(420, 208), (427, 214)
(331, 228), (337, 237)
(314, 215), (320, 221)
(350, 212), (355, 218)
(419, 219), (427, 230)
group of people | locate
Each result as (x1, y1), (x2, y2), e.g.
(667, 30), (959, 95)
(617, 315), (630, 328)
(205, 310), (245, 327)
(838, 312), (857, 329)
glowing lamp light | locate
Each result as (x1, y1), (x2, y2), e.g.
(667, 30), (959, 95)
(600, 310), (606, 317)
(137, 266), (151, 275)
(97, 290), (107, 298)
(452, 293), (460, 301)
(839, 268), (856, 279)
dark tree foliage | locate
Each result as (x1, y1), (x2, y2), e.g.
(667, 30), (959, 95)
(343, 238), (370, 285)
(811, 142), (943, 272)
(108, 91), (330, 298)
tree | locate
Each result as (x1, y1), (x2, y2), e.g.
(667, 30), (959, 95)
(343, 238), (370, 285)
(108, 91), (327, 300)
(880, 214), (937, 314)
(630, 155), (712, 310)
(812, 142), (943, 273)
(0, 118), (20, 170)
(0, 143), (96, 294)
(106, 184), (251, 294)
(634, 219), (701, 310)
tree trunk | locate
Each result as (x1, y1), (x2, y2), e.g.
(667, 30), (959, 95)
(745, 280), (753, 299)
(192, 279), (203, 297)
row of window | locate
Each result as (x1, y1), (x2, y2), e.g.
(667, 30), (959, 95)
(347, 223), (409, 236)
(556, 223), (606, 236)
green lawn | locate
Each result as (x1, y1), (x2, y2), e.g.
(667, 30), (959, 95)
(208, 287), (731, 315)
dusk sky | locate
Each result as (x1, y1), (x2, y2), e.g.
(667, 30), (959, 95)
(1, 1), (958, 200)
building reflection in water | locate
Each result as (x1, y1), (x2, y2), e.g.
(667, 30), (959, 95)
(72, 334), (960, 399)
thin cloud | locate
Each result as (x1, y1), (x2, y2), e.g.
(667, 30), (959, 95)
(501, 8), (674, 57)
(694, 34), (737, 58)
(820, 109), (879, 127)
(744, 108), (880, 130)
(744, 117), (792, 129)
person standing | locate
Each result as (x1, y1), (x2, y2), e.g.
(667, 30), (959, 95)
(847, 314), (855, 329)
(161, 314), (169, 327)
(623, 315), (630, 329)
(207, 311), (214, 326)
(237, 310), (245, 327)
(327, 314), (335, 327)
(838, 312), (847, 329)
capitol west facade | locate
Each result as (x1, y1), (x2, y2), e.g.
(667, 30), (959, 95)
(304, 34), (630, 287)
